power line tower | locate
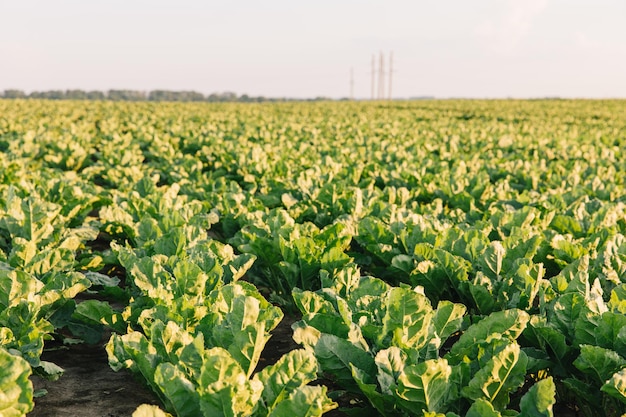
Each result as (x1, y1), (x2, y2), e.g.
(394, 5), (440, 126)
(378, 51), (385, 100)
(388, 51), (394, 101)
(371, 55), (376, 100)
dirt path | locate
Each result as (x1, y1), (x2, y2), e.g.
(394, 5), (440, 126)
(29, 339), (160, 417)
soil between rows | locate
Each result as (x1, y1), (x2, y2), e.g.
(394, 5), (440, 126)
(29, 336), (160, 417)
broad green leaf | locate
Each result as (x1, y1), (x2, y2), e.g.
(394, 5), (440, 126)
(462, 343), (528, 410)
(608, 284), (626, 314)
(601, 368), (626, 404)
(209, 286), (281, 376)
(466, 398), (502, 417)
(292, 288), (340, 317)
(313, 333), (377, 390)
(198, 347), (264, 416)
(74, 299), (126, 334)
(433, 249), (471, 290)
(379, 287), (433, 351)
(154, 228), (187, 257)
(223, 252), (256, 283)
(573, 310), (599, 348)
(375, 347), (406, 395)
(0, 269), (42, 309)
(267, 385), (337, 417)
(255, 349), (319, 410)
(550, 293), (587, 342)
(35, 360), (64, 381)
(0, 347), (33, 417)
(154, 362), (202, 417)
(594, 312), (626, 356)
(432, 301), (466, 343)
(350, 276), (390, 303)
(106, 331), (162, 402)
(351, 364), (401, 417)
(448, 309), (529, 364)
(573, 345), (626, 384)
(519, 377), (555, 417)
(0, 301), (53, 366)
(562, 377), (601, 409)
(478, 241), (505, 280)
(320, 264), (361, 297)
(396, 358), (452, 413)
(468, 278), (496, 315)
(526, 317), (572, 375)
(172, 259), (208, 298)
(423, 413), (461, 417)
(83, 271), (120, 287)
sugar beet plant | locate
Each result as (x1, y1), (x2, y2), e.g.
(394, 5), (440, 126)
(1, 98), (626, 416)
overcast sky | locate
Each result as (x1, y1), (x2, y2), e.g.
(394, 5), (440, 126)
(1, 0), (625, 98)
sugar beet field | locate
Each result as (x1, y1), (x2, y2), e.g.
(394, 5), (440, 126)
(1, 99), (626, 417)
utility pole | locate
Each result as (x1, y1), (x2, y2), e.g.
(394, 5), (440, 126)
(371, 55), (376, 100)
(350, 67), (354, 100)
(388, 51), (394, 101)
(378, 51), (385, 100)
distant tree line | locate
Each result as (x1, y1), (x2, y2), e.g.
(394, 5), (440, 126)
(0, 89), (331, 102)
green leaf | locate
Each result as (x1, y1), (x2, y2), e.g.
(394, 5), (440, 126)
(519, 377), (555, 417)
(154, 363), (202, 417)
(462, 343), (528, 410)
(66, 318), (104, 344)
(432, 301), (466, 343)
(0, 269), (42, 309)
(154, 228), (187, 257)
(313, 333), (377, 391)
(550, 292), (587, 342)
(74, 299), (126, 334)
(594, 312), (626, 356)
(172, 259), (209, 298)
(255, 349), (319, 410)
(0, 347), (33, 417)
(106, 331), (162, 403)
(267, 385), (337, 417)
(478, 241), (506, 280)
(468, 278), (497, 315)
(197, 346), (263, 416)
(608, 284), (626, 314)
(35, 360), (64, 381)
(573, 345), (626, 384)
(224, 252), (256, 283)
(526, 317), (572, 375)
(351, 364), (401, 417)
(448, 309), (529, 364)
(379, 287), (433, 351)
(601, 368), (626, 404)
(83, 271), (120, 287)
(396, 358), (452, 414)
(423, 413), (461, 417)
(209, 285), (282, 376)
(375, 347), (406, 395)
(0, 301), (53, 366)
(466, 398), (502, 417)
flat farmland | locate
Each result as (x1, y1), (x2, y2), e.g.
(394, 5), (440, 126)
(1, 99), (626, 416)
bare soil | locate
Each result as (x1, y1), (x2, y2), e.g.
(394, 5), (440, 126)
(29, 335), (160, 417)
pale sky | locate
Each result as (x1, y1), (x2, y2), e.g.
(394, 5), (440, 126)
(1, 0), (625, 99)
